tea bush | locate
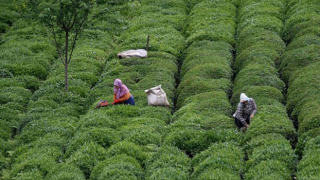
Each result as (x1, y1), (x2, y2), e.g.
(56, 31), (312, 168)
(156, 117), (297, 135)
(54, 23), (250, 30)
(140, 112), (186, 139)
(287, 33), (320, 51)
(177, 77), (231, 108)
(234, 48), (277, 73)
(279, 45), (320, 83)
(19, 116), (78, 144)
(191, 142), (243, 179)
(231, 86), (284, 106)
(65, 127), (120, 158)
(236, 28), (285, 56)
(171, 112), (234, 130)
(245, 137), (297, 171)
(145, 145), (190, 178)
(106, 141), (147, 167)
(185, 1), (237, 45)
(66, 142), (108, 178)
(45, 163), (85, 180)
(9, 147), (61, 179)
(120, 125), (162, 146)
(296, 136), (320, 179)
(243, 114), (296, 144)
(119, 26), (185, 56)
(233, 64), (285, 93)
(175, 91), (233, 120)
(90, 154), (144, 180)
(244, 160), (292, 180)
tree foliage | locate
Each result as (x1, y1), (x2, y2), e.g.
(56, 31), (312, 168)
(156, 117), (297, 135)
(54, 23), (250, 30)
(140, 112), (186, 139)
(24, 0), (95, 91)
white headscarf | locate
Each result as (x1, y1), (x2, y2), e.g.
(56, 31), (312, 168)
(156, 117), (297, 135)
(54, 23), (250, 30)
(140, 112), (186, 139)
(240, 93), (250, 102)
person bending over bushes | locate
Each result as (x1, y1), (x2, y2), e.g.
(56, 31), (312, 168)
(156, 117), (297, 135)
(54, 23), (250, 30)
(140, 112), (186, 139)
(113, 78), (135, 105)
(233, 93), (257, 131)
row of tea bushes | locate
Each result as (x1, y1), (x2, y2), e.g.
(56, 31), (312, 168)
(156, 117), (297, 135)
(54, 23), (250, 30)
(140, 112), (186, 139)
(66, 0), (190, 179)
(0, 2), (58, 176)
(234, 0), (297, 179)
(281, 1), (320, 179)
(4, 2), (133, 179)
(170, 0), (244, 179)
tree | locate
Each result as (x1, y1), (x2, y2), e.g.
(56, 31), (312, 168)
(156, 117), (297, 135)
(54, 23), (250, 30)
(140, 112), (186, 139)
(26, 0), (95, 91)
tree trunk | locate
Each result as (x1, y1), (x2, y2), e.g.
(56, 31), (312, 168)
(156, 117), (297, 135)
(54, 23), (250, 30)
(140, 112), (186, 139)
(65, 30), (69, 92)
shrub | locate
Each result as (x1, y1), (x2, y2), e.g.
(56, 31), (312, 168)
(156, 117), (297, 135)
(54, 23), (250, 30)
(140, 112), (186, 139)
(0, 152), (6, 174)
(236, 28), (285, 55)
(237, 15), (283, 35)
(164, 128), (241, 157)
(66, 142), (108, 178)
(9, 149), (59, 179)
(243, 114), (296, 144)
(238, 3), (285, 22)
(171, 112), (235, 130)
(77, 109), (121, 130)
(182, 63), (232, 81)
(12, 169), (44, 180)
(139, 106), (172, 124)
(185, 1), (237, 45)
(234, 48), (278, 73)
(145, 145), (190, 176)
(3, 63), (48, 80)
(90, 154), (144, 180)
(177, 77), (231, 107)
(287, 34), (320, 51)
(244, 133), (289, 155)
(176, 91), (233, 119)
(45, 163), (85, 180)
(298, 108), (320, 134)
(19, 116), (78, 144)
(231, 86), (284, 106)
(148, 168), (189, 179)
(244, 160), (292, 180)
(233, 64), (285, 92)
(193, 168), (241, 180)
(12, 133), (68, 162)
(0, 87), (32, 104)
(119, 26), (185, 56)
(246, 139), (297, 171)
(0, 68), (13, 78)
(106, 141), (147, 167)
(124, 117), (168, 135)
(297, 149), (320, 180)
(65, 127), (120, 158)
(280, 45), (320, 82)
(119, 125), (162, 146)
(191, 142), (244, 178)
(283, 11), (320, 42)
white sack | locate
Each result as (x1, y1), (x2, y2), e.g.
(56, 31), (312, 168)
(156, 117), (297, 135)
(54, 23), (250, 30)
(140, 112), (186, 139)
(117, 49), (147, 59)
(144, 85), (169, 106)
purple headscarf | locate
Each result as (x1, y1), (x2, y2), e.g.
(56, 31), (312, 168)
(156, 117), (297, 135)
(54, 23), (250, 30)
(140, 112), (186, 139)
(114, 78), (129, 99)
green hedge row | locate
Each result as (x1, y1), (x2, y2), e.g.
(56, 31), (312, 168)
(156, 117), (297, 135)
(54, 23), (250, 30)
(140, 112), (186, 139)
(5, 2), (133, 179)
(281, 1), (320, 179)
(234, 0), (296, 179)
(169, 0), (244, 179)
(63, 0), (188, 178)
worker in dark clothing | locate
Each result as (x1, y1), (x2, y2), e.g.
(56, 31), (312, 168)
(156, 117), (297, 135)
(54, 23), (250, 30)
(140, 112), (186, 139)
(233, 93), (257, 131)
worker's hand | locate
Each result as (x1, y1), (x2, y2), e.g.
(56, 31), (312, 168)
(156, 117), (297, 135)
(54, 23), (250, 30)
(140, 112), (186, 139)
(246, 124), (249, 128)
(250, 114), (254, 119)
(112, 99), (120, 104)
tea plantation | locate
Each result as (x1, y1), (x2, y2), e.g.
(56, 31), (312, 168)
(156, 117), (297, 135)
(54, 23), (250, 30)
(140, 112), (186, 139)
(1, 0), (320, 179)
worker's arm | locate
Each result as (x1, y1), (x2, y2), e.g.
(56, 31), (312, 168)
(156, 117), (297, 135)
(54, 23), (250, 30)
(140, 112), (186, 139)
(113, 92), (131, 104)
(235, 103), (248, 127)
